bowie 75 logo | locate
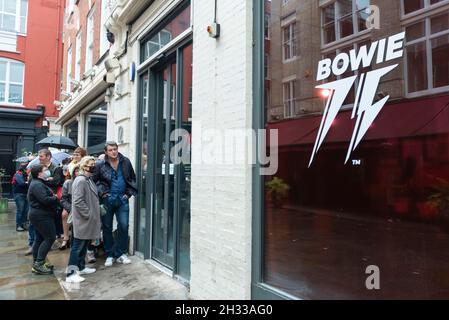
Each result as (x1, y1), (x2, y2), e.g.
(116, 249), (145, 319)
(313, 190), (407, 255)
(309, 32), (405, 167)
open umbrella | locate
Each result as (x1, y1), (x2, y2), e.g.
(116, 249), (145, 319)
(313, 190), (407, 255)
(27, 152), (71, 169)
(14, 157), (31, 163)
(36, 136), (78, 150)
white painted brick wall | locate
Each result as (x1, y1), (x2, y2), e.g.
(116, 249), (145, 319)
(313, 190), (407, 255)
(190, 0), (253, 300)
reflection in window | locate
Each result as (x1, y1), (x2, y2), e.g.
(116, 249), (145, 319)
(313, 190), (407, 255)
(283, 79), (296, 118)
(85, 104), (107, 155)
(263, 0), (449, 299)
(405, 11), (449, 94)
(322, 0), (370, 45)
(66, 120), (78, 146)
(141, 2), (191, 62)
(282, 22), (297, 61)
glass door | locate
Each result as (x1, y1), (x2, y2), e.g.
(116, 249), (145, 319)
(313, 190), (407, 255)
(136, 72), (149, 254)
(151, 60), (177, 268)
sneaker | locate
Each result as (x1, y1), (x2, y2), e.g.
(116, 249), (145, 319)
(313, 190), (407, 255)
(32, 261), (53, 275)
(116, 254), (131, 265)
(86, 250), (96, 263)
(79, 267), (96, 275)
(16, 226), (25, 232)
(105, 257), (114, 267)
(44, 262), (54, 270)
(65, 273), (85, 283)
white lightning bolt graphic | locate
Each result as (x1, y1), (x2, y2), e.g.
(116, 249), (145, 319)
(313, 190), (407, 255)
(310, 65), (398, 167)
(345, 64), (398, 164)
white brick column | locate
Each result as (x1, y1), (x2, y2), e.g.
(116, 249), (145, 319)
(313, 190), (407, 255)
(190, 0), (254, 300)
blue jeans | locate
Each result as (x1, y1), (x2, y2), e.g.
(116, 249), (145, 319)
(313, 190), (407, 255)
(67, 238), (90, 276)
(101, 196), (129, 259)
(14, 194), (28, 228)
(28, 223), (35, 247)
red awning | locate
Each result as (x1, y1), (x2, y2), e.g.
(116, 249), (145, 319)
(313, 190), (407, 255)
(267, 96), (449, 147)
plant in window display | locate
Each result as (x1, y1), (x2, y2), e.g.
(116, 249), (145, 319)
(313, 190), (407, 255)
(265, 177), (290, 209)
(427, 177), (449, 232)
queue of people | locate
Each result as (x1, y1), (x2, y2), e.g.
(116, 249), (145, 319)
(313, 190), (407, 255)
(13, 142), (137, 283)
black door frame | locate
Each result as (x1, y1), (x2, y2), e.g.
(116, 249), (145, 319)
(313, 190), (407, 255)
(135, 37), (192, 281)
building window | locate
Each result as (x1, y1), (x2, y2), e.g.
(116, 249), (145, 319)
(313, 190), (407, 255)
(322, 0), (370, 45)
(405, 10), (449, 94)
(283, 79), (296, 118)
(140, 1), (191, 62)
(265, 13), (270, 39)
(85, 103), (107, 155)
(66, 46), (72, 92)
(282, 22), (297, 61)
(0, 0), (28, 34)
(0, 58), (24, 104)
(265, 54), (270, 79)
(75, 31), (81, 81)
(402, 0), (448, 15)
(100, 0), (110, 57)
(85, 9), (94, 72)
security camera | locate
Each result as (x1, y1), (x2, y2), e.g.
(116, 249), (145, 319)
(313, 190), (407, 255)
(104, 57), (120, 71)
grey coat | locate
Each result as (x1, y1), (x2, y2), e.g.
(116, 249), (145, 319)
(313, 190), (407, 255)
(71, 175), (101, 240)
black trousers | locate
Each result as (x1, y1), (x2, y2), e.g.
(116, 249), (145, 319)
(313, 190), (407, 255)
(30, 214), (56, 263)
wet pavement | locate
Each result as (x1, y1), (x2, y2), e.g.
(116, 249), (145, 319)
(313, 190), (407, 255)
(1, 202), (189, 300)
(0, 202), (65, 300)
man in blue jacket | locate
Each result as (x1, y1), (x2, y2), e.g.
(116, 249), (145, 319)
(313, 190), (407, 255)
(12, 162), (29, 232)
(94, 142), (137, 267)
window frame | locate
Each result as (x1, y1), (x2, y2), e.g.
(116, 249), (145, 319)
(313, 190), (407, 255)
(75, 30), (82, 81)
(283, 77), (297, 118)
(85, 8), (94, 73)
(321, 0), (371, 48)
(404, 10), (449, 98)
(0, 0), (28, 34)
(99, 0), (110, 58)
(282, 21), (297, 62)
(401, 0), (449, 18)
(66, 45), (72, 92)
(0, 57), (25, 105)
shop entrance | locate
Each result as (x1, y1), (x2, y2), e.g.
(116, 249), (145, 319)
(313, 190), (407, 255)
(137, 41), (192, 281)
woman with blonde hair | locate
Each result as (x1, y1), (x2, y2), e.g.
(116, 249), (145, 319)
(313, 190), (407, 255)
(65, 156), (101, 283)
(68, 147), (87, 178)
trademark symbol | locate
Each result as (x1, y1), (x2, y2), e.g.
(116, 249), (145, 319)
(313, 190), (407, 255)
(352, 159), (362, 166)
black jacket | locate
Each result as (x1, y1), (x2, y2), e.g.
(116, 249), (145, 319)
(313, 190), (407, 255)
(27, 179), (59, 218)
(93, 153), (138, 198)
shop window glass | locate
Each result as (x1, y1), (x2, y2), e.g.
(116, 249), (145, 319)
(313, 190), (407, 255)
(141, 2), (191, 62)
(262, 0), (449, 299)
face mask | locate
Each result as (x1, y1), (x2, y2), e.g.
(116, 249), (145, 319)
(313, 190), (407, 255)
(44, 170), (51, 178)
(84, 166), (94, 173)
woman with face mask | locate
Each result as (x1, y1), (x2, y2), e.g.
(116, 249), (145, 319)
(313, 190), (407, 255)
(27, 164), (59, 275)
(66, 156), (101, 283)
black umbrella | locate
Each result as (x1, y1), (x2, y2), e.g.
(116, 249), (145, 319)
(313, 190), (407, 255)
(37, 136), (78, 150)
